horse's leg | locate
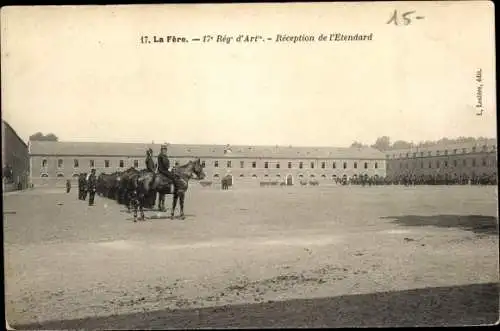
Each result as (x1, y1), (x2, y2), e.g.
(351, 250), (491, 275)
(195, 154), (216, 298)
(140, 196), (145, 221)
(161, 194), (166, 212)
(171, 192), (178, 219)
(179, 192), (185, 220)
(132, 196), (138, 222)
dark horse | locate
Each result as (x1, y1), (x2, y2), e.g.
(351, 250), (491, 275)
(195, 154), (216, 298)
(221, 174), (232, 190)
(133, 158), (205, 221)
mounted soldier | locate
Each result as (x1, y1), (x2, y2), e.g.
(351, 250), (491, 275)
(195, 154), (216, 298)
(157, 143), (177, 192)
(146, 148), (156, 173)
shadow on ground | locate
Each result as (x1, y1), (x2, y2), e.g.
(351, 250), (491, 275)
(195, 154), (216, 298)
(12, 283), (499, 329)
(382, 215), (499, 235)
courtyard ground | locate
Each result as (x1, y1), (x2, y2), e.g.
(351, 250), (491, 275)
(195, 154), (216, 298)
(3, 185), (499, 328)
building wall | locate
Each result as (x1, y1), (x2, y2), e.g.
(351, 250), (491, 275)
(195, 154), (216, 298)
(386, 146), (497, 180)
(2, 121), (29, 191)
(30, 153), (387, 186)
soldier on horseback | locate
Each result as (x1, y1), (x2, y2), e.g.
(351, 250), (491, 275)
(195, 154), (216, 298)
(146, 148), (156, 172)
(158, 144), (177, 192)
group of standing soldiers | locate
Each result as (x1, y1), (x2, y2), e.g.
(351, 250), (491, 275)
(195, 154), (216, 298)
(75, 169), (97, 206)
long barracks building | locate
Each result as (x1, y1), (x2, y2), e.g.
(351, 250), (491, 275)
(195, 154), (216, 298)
(385, 138), (497, 181)
(29, 141), (387, 187)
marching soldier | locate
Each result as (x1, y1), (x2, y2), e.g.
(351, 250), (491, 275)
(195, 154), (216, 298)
(88, 169), (97, 206)
(157, 144), (177, 192)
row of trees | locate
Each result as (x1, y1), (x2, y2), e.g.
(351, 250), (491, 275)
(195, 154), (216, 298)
(351, 136), (493, 152)
(29, 132), (59, 141)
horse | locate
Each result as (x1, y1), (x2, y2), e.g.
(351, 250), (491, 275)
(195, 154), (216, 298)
(117, 167), (141, 211)
(134, 158), (205, 222)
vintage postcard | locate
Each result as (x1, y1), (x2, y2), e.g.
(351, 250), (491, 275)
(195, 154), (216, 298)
(2, 1), (497, 329)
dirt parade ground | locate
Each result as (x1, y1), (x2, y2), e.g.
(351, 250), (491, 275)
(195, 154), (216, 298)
(3, 185), (499, 328)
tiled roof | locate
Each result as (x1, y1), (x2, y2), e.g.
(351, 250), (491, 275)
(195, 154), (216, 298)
(29, 141), (385, 160)
(385, 138), (497, 158)
(2, 120), (28, 148)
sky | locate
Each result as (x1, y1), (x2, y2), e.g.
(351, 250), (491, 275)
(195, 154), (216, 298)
(1, 2), (496, 148)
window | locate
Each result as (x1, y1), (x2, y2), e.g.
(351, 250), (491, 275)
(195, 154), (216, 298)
(428, 161), (432, 168)
(386, 155), (390, 159)
(264, 174), (269, 177)
(428, 151), (432, 156)
(453, 149), (457, 154)
(436, 150), (440, 156)
(240, 174), (244, 177)
(299, 162), (303, 169)
(444, 161), (448, 168)
(364, 162), (368, 169)
(463, 159), (467, 166)
(462, 148), (467, 154)
(375, 162), (378, 169)
(420, 152), (424, 157)
(105, 160), (110, 168)
(354, 162), (358, 169)
(343, 162), (347, 169)
(472, 159), (476, 167)
(420, 161), (424, 168)
(56, 173), (64, 178)
(214, 174), (219, 179)
(74, 159), (79, 168)
(240, 161), (244, 168)
(332, 162), (336, 169)
(201, 161), (206, 168)
(133, 160), (138, 168)
(321, 162), (325, 169)
(41, 173), (48, 178)
(252, 161), (256, 168)
(72, 173), (79, 178)
(251, 174), (257, 178)
(276, 163), (280, 169)
(264, 162), (269, 169)
(310, 174), (315, 178)
(276, 174), (281, 178)
(298, 174), (304, 179)
(472, 147), (477, 153)
(406, 153), (409, 158)
(90, 160), (95, 167)
(214, 161), (219, 168)
(310, 162), (314, 169)
(453, 160), (457, 167)
(482, 158), (487, 166)
(119, 160), (124, 167)
(400, 163), (403, 169)
(58, 159), (63, 168)
(321, 174), (326, 179)
(42, 159), (47, 167)
(288, 162), (292, 169)
(444, 150), (448, 155)
(436, 161), (440, 168)
(227, 161), (232, 168)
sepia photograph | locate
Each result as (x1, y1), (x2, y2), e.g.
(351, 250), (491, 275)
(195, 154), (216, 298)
(2, 2), (498, 329)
